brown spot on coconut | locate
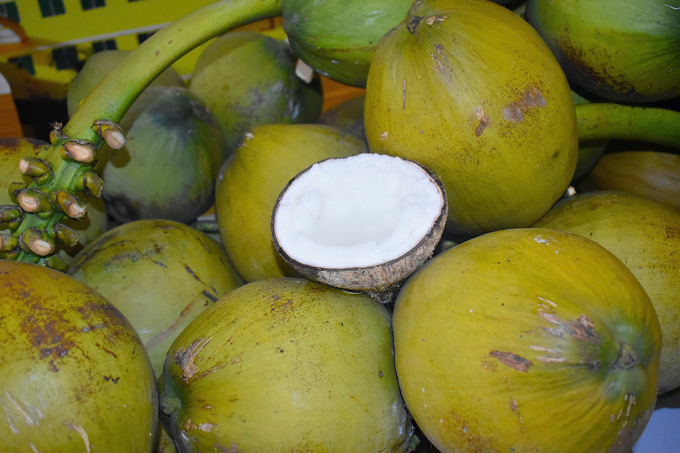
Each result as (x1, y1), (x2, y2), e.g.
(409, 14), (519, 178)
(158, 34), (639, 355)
(270, 154), (447, 300)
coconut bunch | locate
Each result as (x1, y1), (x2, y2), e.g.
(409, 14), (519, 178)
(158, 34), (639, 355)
(0, 0), (679, 452)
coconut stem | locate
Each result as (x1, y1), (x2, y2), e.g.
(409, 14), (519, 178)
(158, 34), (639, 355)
(575, 103), (680, 149)
(615, 342), (639, 371)
(5, 0), (283, 266)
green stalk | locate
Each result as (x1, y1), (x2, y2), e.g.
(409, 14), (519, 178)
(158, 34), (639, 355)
(6, 0), (283, 265)
(576, 103), (680, 148)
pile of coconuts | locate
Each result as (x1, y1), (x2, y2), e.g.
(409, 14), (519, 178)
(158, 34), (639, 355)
(1, 0), (679, 452)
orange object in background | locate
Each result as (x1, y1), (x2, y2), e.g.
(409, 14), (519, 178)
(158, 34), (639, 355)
(0, 72), (22, 138)
(320, 76), (365, 113)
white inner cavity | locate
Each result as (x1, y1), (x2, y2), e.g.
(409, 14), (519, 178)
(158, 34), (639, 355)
(273, 153), (443, 268)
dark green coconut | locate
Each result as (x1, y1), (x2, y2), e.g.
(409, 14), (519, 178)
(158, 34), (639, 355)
(525, 0), (680, 102)
(282, 0), (414, 87)
(98, 86), (228, 225)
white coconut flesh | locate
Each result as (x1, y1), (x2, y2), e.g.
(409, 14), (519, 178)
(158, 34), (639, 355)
(272, 153), (446, 270)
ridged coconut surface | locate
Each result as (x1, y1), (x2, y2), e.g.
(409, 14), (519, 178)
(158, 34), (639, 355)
(67, 219), (244, 378)
(160, 277), (412, 452)
(0, 261), (158, 452)
(365, 0), (578, 237)
(214, 124), (365, 282)
(393, 228), (660, 452)
(533, 191), (680, 394)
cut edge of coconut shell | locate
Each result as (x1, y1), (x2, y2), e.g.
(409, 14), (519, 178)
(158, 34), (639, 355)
(270, 155), (448, 300)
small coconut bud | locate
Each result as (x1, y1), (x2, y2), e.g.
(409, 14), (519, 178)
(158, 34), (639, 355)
(19, 157), (53, 185)
(8, 181), (28, 204)
(93, 119), (126, 149)
(17, 189), (53, 214)
(38, 254), (69, 271)
(20, 228), (55, 256)
(0, 233), (18, 252)
(83, 170), (104, 197)
(0, 205), (24, 230)
(63, 140), (98, 164)
(53, 223), (80, 248)
(54, 190), (87, 219)
(49, 122), (68, 144)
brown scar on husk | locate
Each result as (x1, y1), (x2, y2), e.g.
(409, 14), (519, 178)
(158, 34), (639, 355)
(175, 337), (212, 383)
(474, 105), (490, 136)
(379, 131), (388, 141)
(430, 54), (445, 74)
(402, 79), (407, 110)
(489, 350), (532, 372)
(540, 312), (600, 344)
(502, 86), (547, 122)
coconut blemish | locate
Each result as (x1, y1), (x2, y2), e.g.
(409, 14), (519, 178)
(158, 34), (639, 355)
(272, 153), (445, 268)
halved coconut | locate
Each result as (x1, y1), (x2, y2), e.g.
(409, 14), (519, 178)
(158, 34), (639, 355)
(271, 153), (448, 298)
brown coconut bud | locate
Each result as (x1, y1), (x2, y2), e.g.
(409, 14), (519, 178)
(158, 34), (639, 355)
(93, 119), (126, 149)
(8, 181), (28, 204)
(38, 254), (69, 271)
(17, 189), (53, 214)
(0, 233), (18, 252)
(54, 190), (87, 219)
(53, 223), (80, 248)
(63, 140), (98, 164)
(20, 228), (55, 256)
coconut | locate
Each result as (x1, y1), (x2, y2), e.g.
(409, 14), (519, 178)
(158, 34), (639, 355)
(99, 86), (228, 225)
(578, 150), (680, 211)
(0, 260), (158, 452)
(364, 0), (578, 237)
(67, 219), (244, 378)
(159, 277), (412, 452)
(533, 191), (680, 394)
(525, 0), (680, 103)
(282, 0), (414, 87)
(393, 228), (660, 452)
(271, 153), (447, 298)
(188, 31), (323, 154)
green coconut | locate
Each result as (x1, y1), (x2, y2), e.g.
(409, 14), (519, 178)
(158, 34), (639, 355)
(188, 31), (323, 154)
(214, 123), (365, 283)
(525, 0), (680, 103)
(0, 260), (158, 452)
(159, 277), (412, 452)
(533, 191), (680, 394)
(579, 149), (680, 211)
(67, 49), (185, 118)
(393, 228), (660, 452)
(0, 137), (108, 259)
(364, 0), (578, 237)
(98, 86), (228, 225)
(282, 0), (414, 87)
(67, 219), (244, 378)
